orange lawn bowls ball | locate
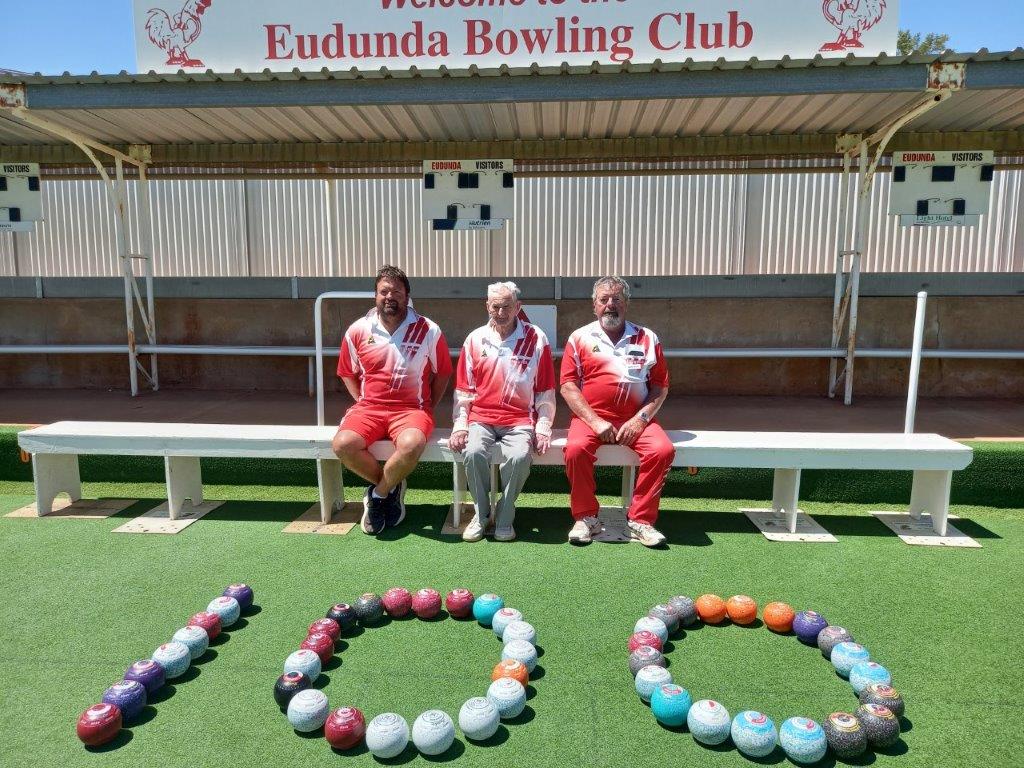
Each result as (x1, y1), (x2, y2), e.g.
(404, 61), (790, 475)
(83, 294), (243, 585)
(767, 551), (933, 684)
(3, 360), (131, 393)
(726, 595), (758, 625)
(491, 659), (530, 688)
(695, 594), (727, 624)
(763, 602), (796, 633)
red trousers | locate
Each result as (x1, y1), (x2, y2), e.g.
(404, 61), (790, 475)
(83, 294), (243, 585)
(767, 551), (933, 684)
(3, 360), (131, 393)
(564, 417), (675, 525)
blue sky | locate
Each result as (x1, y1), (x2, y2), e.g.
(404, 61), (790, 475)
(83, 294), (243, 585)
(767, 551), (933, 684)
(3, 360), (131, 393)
(0, 1), (1021, 74)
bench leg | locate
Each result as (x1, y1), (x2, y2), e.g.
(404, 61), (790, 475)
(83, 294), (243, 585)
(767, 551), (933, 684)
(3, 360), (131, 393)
(317, 458), (345, 525)
(32, 453), (82, 516)
(621, 466), (636, 512)
(490, 463), (500, 510)
(772, 469), (802, 533)
(452, 462), (469, 528)
(910, 470), (952, 536)
(165, 456), (203, 521)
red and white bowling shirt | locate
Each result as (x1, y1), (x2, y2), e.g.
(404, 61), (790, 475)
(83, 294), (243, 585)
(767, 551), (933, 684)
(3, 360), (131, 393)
(453, 320), (556, 435)
(337, 307), (452, 410)
(560, 320), (669, 422)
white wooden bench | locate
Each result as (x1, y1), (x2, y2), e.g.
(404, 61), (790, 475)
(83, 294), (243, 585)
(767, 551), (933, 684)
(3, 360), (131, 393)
(17, 422), (972, 536)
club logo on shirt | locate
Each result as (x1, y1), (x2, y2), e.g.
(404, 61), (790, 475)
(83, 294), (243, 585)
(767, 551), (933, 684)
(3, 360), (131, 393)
(592, 344), (600, 353)
(366, 336), (375, 345)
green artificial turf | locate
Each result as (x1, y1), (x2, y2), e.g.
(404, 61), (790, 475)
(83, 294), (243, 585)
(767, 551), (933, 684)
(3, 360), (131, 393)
(1, 481), (1021, 768)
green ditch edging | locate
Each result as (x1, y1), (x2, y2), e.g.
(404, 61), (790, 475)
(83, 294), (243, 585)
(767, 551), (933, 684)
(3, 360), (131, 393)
(1, 426), (1020, 508)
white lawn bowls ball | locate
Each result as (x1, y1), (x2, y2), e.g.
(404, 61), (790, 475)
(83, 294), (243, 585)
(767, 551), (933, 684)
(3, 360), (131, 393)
(634, 665), (673, 703)
(172, 625), (209, 660)
(459, 697), (500, 741)
(283, 649), (321, 682)
(501, 639), (539, 674)
(412, 710), (456, 755)
(502, 620), (537, 646)
(206, 596), (241, 627)
(633, 616), (669, 645)
(366, 713), (410, 758)
(687, 699), (732, 745)
(287, 689), (329, 732)
(152, 641), (191, 679)
(487, 677), (528, 720)
(491, 608), (523, 639)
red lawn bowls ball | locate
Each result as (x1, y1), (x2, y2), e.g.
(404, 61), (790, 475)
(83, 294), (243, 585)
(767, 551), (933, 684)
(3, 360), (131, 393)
(412, 588), (442, 619)
(308, 618), (341, 642)
(301, 632), (335, 665)
(628, 630), (663, 653)
(382, 587), (413, 618)
(445, 588), (474, 618)
(222, 583), (254, 611)
(725, 595), (758, 625)
(76, 703), (122, 747)
(491, 659), (530, 688)
(325, 707), (367, 750)
(187, 611), (222, 640)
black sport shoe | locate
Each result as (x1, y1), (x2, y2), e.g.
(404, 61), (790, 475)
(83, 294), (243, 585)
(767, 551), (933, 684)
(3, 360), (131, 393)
(383, 481), (407, 527)
(361, 485), (386, 535)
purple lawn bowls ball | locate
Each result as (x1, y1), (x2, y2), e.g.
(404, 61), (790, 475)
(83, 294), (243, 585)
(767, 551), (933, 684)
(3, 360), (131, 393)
(124, 660), (165, 695)
(102, 680), (147, 723)
(223, 583), (254, 611)
(792, 610), (829, 644)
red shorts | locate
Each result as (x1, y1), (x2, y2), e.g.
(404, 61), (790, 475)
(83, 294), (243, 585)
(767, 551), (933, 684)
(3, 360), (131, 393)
(339, 403), (435, 446)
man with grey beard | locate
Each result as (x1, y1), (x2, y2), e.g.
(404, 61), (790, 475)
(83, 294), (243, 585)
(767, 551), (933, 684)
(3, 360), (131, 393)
(559, 276), (674, 547)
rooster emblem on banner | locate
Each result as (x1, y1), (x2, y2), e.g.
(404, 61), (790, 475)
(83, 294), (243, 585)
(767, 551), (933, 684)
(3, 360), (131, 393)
(819, 0), (886, 52)
(145, 0), (214, 67)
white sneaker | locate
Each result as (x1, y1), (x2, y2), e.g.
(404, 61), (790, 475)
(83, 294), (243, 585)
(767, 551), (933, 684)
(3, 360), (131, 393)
(568, 516), (603, 545)
(494, 525), (516, 542)
(628, 520), (667, 547)
(462, 516), (488, 542)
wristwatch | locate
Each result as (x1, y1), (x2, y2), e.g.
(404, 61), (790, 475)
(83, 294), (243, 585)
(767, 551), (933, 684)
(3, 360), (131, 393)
(638, 411), (651, 423)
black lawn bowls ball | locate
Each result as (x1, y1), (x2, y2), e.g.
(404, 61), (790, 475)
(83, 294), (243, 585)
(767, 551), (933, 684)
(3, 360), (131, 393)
(859, 684), (905, 718)
(667, 596), (698, 627)
(823, 712), (868, 759)
(327, 603), (358, 633)
(353, 593), (385, 625)
(274, 672), (311, 710)
(648, 604), (680, 635)
(855, 704), (901, 748)
(817, 626), (855, 658)
(629, 646), (667, 678)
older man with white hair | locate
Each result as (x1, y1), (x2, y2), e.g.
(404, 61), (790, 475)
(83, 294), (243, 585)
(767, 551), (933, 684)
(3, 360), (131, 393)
(449, 281), (556, 542)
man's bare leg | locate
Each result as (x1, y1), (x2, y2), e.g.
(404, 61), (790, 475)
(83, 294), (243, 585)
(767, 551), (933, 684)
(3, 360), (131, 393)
(375, 429), (427, 496)
(332, 429), (382, 485)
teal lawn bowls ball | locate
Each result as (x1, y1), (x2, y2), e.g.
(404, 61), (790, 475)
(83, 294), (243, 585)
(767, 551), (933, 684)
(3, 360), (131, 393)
(850, 661), (892, 694)
(172, 626), (209, 660)
(831, 642), (870, 678)
(206, 596), (241, 627)
(634, 665), (673, 703)
(650, 684), (691, 727)
(152, 641), (191, 679)
(779, 717), (827, 764)
(502, 639), (539, 674)
(491, 608), (523, 639)
(859, 683), (905, 718)
(824, 712), (868, 759)
(649, 604), (680, 635)
(629, 646), (666, 678)
(633, 616), (669, 645)
(459, 697), (500, 741)
(412, 710), (456, 755)
(668, 596), (698, 627)
(731, 711), (778, 758)
(287, 689), (329, 732)
(365, 713), (410, 758)
(817, 626), (854, 659)
(502, 620), (536, 646)
(284, 649), (321, 681)
(472, 594), (504, 626)
(855, 703), (901, 748)
(687, 700), (731, 745)
(487, 677), (527, 719)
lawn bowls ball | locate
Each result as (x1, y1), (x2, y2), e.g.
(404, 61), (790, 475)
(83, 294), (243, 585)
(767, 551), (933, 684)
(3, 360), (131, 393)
(634, 616), (669, 645)
(300, 631), (334, 665)
(222, 583), (254, 611)
(792, 610), (828, 644)
(287, 689), (329, 732)
(687, 699), (731, 745)
(76, 703), (122, 747)
(763, 602), (796, 633)
(503, 620), (537, 646)
(326, 603), (357, 632)
(831, 642), (870, 678)
(648, 604), (680, 635)
(817, 625), (854, 658)
(779, 717), (827, 764)
(855, 703), (901, 748)
(850, 661), (892, 694)
(206, 596), (241, 627)
(651, 684), (692, 727)
(101, 680), (147, 723)
(695, 594), (727, 624)
(124, 660), (165, 695)
(284, 649), (322, 681)
(382, 587), (413, 618)
(731, 711), (778, 758)
(502, 639), (539, 674)
(273, 671), (311, 710)
(628, 630), (663, 653)
(634, 665), (673, 703)
(491, 658), (530, 688)
(308, 618), (341, 642)
(823, 712), (868, 759)
(668, 596), (698, 627)
(629, 646), (666, 678)
(472, 593), (505, 626)
(325, 707), (366, 750)
(353, 593), (385, 625)
(459, 697), (500, 741)
(487, 677), (528, 719)
(859, 683), (905, 718)
(725, 595), (758, 625)
(412, 588), (443, 619)
(492, 607), (524, 639)
(152, 641), (191, 679)
(445, 588), (475, 618)
(413, 710), (456, 755)
(172, 625), (209, 660)
(187, 611), (222, 640)
(366, 713), (410, 758)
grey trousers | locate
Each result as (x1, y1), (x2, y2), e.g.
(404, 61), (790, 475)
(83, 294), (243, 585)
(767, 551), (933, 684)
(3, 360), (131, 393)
(464, 423), (534, 528)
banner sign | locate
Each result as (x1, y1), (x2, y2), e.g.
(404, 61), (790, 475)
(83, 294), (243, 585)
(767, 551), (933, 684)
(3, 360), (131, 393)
(134, 1), (898, 73)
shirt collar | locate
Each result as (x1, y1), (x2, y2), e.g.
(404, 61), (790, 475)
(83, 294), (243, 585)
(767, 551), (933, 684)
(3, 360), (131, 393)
(589, 319), (636, 347)
(370, 306), (419, 338)
(485, 318), (523, 345)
